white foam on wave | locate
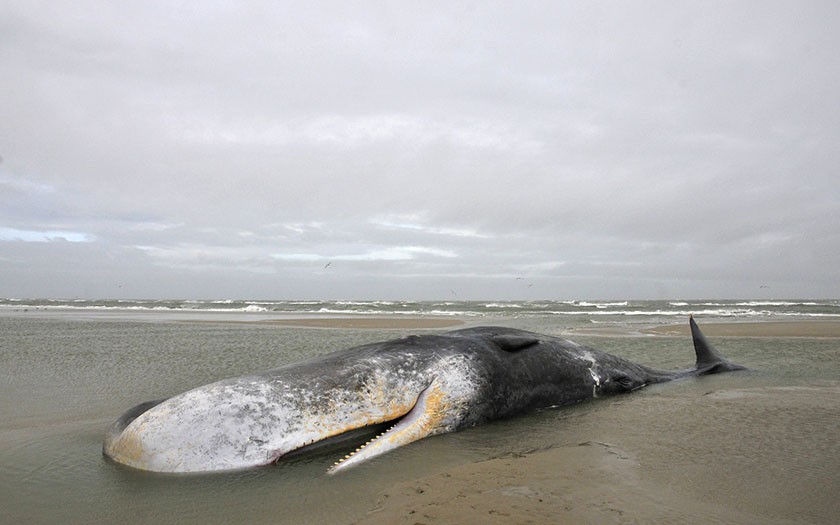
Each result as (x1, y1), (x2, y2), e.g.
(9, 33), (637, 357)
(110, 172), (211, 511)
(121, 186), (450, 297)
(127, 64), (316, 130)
(243, 304), (268, 312)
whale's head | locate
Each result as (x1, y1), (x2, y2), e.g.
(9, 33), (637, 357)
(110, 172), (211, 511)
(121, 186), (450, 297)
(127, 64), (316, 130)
(103, 379), (299, 472)
(103, 369), (429, 474)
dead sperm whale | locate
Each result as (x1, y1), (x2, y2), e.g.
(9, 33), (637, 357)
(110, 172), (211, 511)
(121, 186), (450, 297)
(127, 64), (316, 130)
(103, 317), (745, 474)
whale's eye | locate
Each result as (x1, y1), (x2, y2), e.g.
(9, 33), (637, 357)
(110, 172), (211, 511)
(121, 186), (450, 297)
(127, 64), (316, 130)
(613, 375), (635, 390)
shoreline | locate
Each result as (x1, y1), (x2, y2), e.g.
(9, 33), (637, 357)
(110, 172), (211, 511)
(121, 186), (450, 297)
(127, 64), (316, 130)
(0, 308), (465, 329)
(4, 307), (839, 336)
(254, 318), (840, 336)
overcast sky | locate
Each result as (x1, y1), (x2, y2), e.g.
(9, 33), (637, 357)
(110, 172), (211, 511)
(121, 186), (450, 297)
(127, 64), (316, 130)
(1, 1), (838, 300)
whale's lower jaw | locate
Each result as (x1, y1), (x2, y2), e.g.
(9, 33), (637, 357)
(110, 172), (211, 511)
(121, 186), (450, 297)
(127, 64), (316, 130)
(327, 379), (457, 474)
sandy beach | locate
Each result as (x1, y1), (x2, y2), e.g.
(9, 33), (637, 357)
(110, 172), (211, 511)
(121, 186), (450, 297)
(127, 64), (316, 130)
(353, 380), (840, 524)
(174, 316), (835, 524)
(349, 318), (840, 524)
(354, 441), (764, 524)
(3, 310), (837, 524)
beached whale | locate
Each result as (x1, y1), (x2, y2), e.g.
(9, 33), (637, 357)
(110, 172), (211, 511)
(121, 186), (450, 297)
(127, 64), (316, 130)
(103, 317), (745, 474)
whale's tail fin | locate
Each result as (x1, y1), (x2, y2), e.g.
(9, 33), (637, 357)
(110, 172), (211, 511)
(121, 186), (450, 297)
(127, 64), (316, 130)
(690, 316), (748, 374)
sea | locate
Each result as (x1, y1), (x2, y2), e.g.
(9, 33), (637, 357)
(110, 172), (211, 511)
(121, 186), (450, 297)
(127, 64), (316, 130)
(2, 297), (840, 328)
(1, 298), (838, 523)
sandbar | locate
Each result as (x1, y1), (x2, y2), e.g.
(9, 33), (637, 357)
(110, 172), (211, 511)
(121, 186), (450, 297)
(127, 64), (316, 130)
(259, 317), (465, 329)
(643, 320), (840, 338)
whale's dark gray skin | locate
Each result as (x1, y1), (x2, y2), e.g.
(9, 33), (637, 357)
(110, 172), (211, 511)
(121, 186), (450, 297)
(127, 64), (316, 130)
(103, 317), (745, 474)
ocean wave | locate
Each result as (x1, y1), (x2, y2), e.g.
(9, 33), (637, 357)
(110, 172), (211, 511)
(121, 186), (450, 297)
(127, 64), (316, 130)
(483, 303), (524, 309)
(243, 304), (268, 312)
(1, 298), (837, 319)
(675, 301), (837, 308)
(312, 307), (482, 317)
(576, 301), (630, 308)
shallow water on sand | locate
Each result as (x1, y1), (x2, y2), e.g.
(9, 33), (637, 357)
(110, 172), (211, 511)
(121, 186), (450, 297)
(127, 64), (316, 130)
(1, 313), (838, 523)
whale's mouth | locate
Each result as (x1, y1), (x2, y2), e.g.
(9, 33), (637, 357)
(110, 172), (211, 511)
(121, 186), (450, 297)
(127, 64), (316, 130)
(276, 422), (392, 463)
(327, 380), (448, 474)
(270, 381), (441, 474)
(269, 398), (421, 468)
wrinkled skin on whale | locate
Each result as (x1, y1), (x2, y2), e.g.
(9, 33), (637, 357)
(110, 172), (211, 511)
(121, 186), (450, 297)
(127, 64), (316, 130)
(103, 317), (745, 474)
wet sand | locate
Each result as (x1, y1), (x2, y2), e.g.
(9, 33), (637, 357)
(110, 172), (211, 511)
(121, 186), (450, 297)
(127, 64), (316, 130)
(3, 313), (837, 523)
(350, 319), (840, 524)
(354, 442), (761, 524)
(644, 319), (840, 338)
(354, 383), (840, 524)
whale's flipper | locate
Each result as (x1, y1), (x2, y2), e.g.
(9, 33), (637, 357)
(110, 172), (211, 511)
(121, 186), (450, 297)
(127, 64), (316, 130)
(328, 380), (455, 474)
(690, 316), (747, 374)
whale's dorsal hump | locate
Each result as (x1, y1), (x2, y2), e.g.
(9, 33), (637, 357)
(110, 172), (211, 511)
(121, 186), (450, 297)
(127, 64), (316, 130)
(491, 334), (540, 352)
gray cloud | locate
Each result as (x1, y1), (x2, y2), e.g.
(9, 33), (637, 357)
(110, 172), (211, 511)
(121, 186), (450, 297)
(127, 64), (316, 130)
(1, 1), (838, 300)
